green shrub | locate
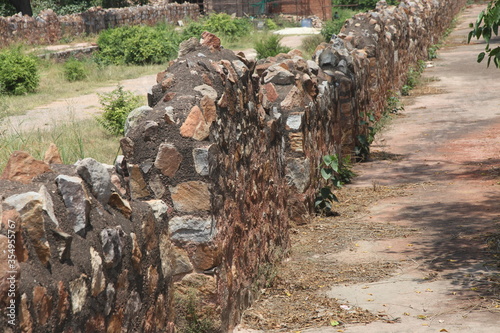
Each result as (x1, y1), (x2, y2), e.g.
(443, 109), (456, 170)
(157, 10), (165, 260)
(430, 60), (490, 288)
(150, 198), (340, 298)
(0, 48), (39, 95)
(321, 8), (356, 41)
(181, 20), (206, 40)
(203, 13), (251, 41)
(301, 34), (324, 57)
(0, 0), (17, 16)
(332, 0), (399, 10)
(63, 58), (88, 82)
(97, 85), (142, 135)
(265, 18), (278, 30)
(255, 34), (291, 59)
(96, 25), (181, 65)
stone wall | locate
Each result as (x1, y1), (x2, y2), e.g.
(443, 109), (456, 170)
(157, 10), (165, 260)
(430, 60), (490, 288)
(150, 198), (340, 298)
(0, 2), (198, 48)
(0, 0), (467, 332)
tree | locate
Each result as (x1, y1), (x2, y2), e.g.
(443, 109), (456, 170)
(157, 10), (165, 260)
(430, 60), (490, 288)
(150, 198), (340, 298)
(468, 0), (500, 68)
(7, 0), (32, 16)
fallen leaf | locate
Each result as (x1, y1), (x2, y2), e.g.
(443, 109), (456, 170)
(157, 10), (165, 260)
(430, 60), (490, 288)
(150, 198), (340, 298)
(440, 329), (448, 332)
(417, 315), (427, 320)
(407, 244), (414, 247)
(425, 288), (433, 292)
(367, 299), (374, 302)
(330, 320), (340, 327)
(403, 312), (410, 316)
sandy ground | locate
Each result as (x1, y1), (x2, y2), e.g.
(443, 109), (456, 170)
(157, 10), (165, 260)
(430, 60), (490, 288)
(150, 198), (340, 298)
(236, 3), (500, 333)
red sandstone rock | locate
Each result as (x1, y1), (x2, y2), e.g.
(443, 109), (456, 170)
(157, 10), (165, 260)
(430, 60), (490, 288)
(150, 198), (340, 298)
(129, 165), (150, 199)
(147, 265), (159, 295)
(170, 181), (210, 213)
(200, 95), (217, 123)
(19, 293), (32, 333)
(108, 192), (132, 218)
(0, 151), (52, 184)
(44, 143), (63, 164)
(131, 233), (143, 273)
(1, 209), (28, 262)
(56, 281), (70, 324)
(201, 31), (221, 51)
(154, 143), (183, 178)
(33, 286), (52, 325)
(280, 86), (304, 110)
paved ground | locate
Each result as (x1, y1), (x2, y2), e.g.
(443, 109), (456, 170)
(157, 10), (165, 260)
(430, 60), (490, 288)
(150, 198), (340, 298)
(237, 3), (500, 333)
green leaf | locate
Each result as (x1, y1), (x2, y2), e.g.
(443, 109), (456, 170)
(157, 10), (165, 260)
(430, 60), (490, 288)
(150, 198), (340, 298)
(478, 52), (486, 63)
(330, 320), (340, 327)
(330, 158), (339, 173)
(323, 155), (334, 165)
(321, 168), (332, 180)
(320, 187), (332, 198)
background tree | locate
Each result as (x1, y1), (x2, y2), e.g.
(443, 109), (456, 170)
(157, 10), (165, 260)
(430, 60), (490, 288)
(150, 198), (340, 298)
(469, 0), (500, 68)
(0, 0), (32, 16)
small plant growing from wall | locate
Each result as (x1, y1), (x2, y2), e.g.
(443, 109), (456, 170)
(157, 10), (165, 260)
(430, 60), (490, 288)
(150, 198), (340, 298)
(316, 154), (355, 215)
(355, 111), (376, 160)
(97, 85), (142, 135)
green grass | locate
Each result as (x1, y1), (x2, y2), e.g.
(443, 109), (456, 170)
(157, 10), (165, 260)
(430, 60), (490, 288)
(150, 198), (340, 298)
(0, 118), (120, 171)
(0, 57), (165, 118)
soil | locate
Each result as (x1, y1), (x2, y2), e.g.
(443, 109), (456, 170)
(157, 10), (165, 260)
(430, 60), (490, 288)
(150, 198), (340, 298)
(236, 4), (500, 333)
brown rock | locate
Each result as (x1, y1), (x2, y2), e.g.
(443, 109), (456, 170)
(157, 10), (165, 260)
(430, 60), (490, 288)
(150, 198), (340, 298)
(220, 59), (238, 83)
(263, 83), (279, 103)
(190, 243), (219, 271)
(69, 274), (88, 314)
(107, 310), (123, 333)
(119, 137), (134, 160)
(154, 143), (182, 178)
(163, 92), (176, 102)
(147, 266), (159, 295)
(170, 181), (210, 213)
(19, 293), (32, 333)
(1, 209), (28, 262)
(130, 233), (142, 273)
(129, 165), (150, 199)
(52, 228), (72, 262)
(202, 73), (213, 86)
(156, 70), (167, 83)
(0, 235), (20, 307)
(161, 77), (174, 91)
(200, 95), (217, 123)
(142, 305), (155, 333)
(33, 286), (52, 325)
(180, 105), (210, 141)
(217, 92), (228, 108)
(201, 31), (221, 51)
(90, 247), (106, 297)
(108, 192), (132, 218)
(288, 49), (303, 57)
(255, 63), (272, 76)
(86, 315), (105, 333)
(302, 73), (318, 97)
(141, 210), (158, 252)
(44, 143), (63, 164)
(155, 294), (167, 330)
(0, 151), (52, 184)
(289, 132), (304, 153)
(280, 86), (304, 110)
(56, 281), (70, 325)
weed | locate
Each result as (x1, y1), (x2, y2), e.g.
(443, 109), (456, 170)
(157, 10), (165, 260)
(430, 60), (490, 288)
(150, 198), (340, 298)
(386, 91), (404, 114)
(401, 60), (426, 96)
(63, 58), (88, 82)
(254, 34), (291, 59)
(355, 111), (376, 160)
(97, 85), (142, 135)
(428, 44), (439, 60)
(300, 34), (325, 58)
(321, 9), (357, 41)
(315, 154), (355, 215)
(265, 18), (278, 30)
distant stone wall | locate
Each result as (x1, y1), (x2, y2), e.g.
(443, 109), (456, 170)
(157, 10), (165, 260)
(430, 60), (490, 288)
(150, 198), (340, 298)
(0, 0), (467, 332)
(0, 2), (198, 47)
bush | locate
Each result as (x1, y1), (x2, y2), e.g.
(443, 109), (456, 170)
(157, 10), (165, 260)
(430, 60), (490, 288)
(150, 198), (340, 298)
(96, 25), (181, 65)
(0, 0), (17, 16)
(0, 48), (39, 95)
(181, 20), (206, 40)
(301, 34), (324, 57)
(97, 85), (142, 135)
(203, 13), (251, 41)
(255, 34), (291, 59)
(332, 0), (399, 10)
(63, 58), (87, 82)
(265, 18), (278, 30)
(321, 8), (356, 41)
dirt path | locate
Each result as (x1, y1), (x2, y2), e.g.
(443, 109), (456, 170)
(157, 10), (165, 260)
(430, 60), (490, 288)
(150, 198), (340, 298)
(237, 3), (500, 333)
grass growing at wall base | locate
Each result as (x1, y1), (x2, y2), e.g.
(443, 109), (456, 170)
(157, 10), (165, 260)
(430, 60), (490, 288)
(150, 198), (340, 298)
(0, 117), (120, 171)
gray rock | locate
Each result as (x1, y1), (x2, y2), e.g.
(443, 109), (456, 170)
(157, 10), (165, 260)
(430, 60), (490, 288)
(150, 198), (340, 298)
(124, 106), (153, 136)
(192, 147), (210, 176)
(178, 37), (200, 57)
(307, 59), (319, 75)
(286, 114), (303, 131)
(263, 66), (295, 85)
(105, 283), (115, 316)
(145, 200), (169, 221)
(150, 174), (166, 199)
(169, 216), (214, 243)
(194, 84), (218, 100)
(4, 191), (42, 211)
(56, 175), (91, 237)
(100, 227), (124, 268)
(39, 185), (60, 226)
(76, 158), (112, 205)
(285, 158), (311, 193)
(143, 120), (158, 140)
(318, 49), (339, 69)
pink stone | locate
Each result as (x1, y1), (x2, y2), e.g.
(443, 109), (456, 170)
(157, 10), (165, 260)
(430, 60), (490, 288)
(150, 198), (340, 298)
(1, 151), (52, 184)
(201, 31), (221, 51)
(44, 143), (63, 164)
(154, 143), (183, 178)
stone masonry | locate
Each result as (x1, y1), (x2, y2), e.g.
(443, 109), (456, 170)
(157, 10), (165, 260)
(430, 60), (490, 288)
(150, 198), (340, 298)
(0, 1), (198, 48)
(0, 0), (467, 332)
